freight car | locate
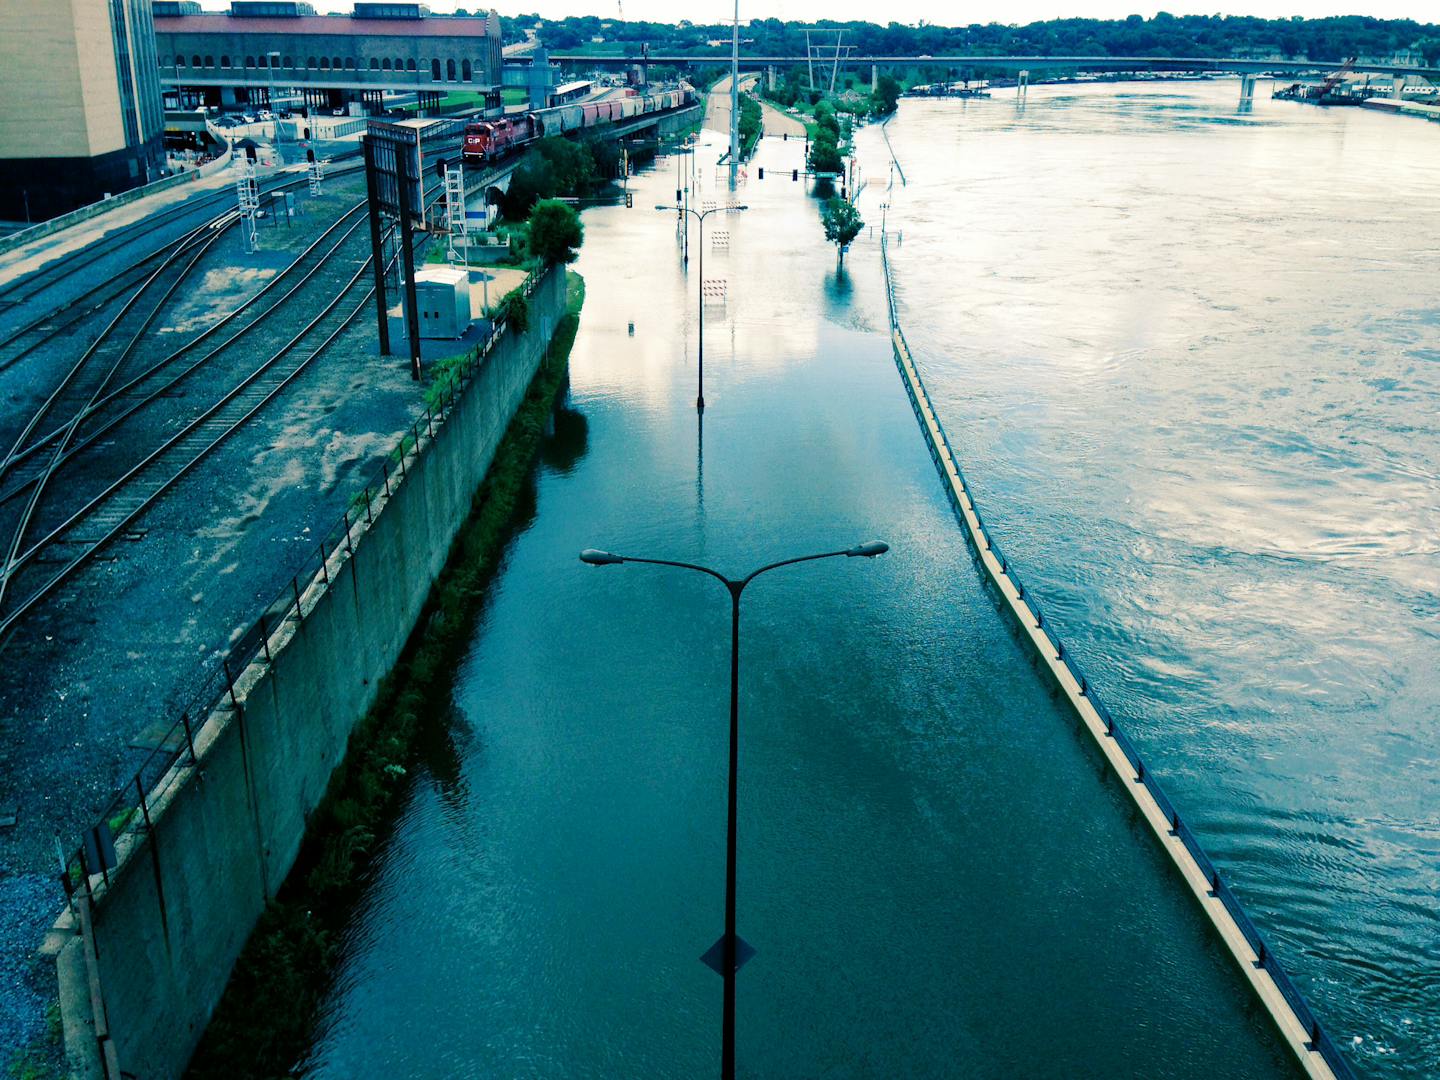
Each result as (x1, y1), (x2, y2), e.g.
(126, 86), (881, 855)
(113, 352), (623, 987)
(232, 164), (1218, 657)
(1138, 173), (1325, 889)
(462, 87), (692, 166)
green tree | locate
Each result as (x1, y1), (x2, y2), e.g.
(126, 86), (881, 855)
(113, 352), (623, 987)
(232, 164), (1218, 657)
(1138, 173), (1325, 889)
(527, 199), (585, 265)
(872, 73), (902, 115)
(820, 197), (863, 264)
(808, 134), (843, 175)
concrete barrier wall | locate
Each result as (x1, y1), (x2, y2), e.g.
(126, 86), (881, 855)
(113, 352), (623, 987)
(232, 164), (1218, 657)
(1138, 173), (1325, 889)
(57, 268), (566, 1080)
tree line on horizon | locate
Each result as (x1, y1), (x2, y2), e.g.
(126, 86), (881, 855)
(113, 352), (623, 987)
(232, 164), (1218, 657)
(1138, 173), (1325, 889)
(497, 13), (1440, 67)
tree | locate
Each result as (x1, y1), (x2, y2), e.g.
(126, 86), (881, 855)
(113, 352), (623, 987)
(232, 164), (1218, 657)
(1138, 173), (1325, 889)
(808, 135), (843, 175)
(872, 73), (902, 115)
(527, 199), (584, 265)
(820, 197), (863, 264)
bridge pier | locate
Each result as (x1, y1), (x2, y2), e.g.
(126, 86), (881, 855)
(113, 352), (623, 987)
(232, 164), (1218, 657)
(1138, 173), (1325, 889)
(872, 63), (878, 92)
(1392, 74), (1407, 100)
(1017, 69), (1029, 101)
(768, 65), (776, 91)
(1239, 73), (1256, 109)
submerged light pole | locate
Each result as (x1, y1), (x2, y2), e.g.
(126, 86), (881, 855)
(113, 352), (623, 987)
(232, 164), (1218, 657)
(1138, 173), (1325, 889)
(729, 0), (741, 189)
(655, 202), (746, 413)
(580, 540), (890, 1080)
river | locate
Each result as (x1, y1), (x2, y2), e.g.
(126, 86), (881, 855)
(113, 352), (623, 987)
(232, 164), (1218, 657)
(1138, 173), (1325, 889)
(883, 80), (1439, 1078)
(295, 81), (1434, 1079)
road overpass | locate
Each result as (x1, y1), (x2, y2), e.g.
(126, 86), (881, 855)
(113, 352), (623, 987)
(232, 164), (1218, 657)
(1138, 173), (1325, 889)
(541, 53), (1440, 80)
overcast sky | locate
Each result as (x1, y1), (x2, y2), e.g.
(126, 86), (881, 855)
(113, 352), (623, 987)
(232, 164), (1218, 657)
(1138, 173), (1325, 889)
(319, 2), (1438, 22)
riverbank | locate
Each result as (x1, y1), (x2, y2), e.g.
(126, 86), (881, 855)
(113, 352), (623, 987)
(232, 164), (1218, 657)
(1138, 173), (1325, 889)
(188, 272), (584, 1078)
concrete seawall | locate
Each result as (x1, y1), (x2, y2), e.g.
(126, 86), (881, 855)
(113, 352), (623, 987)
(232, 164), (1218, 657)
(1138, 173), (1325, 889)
(48, 268), (568, 1080)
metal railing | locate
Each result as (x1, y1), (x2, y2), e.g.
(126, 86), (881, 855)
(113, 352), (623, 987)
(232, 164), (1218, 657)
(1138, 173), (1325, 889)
(60, 267), (550, 906)
(879, 232), (1355, 1080)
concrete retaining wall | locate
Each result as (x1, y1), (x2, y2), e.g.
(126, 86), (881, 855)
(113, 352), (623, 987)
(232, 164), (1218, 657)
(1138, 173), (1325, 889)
(53, 267), (567, 1080)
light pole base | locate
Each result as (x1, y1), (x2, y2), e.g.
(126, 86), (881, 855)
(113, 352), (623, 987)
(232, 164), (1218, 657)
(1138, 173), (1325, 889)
(700, 934), (756, 975)
(697, 396), (706, 413)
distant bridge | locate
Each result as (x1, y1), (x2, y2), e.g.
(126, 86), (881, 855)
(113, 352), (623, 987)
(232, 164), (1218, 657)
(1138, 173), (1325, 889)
(538, 54), (1440, 80)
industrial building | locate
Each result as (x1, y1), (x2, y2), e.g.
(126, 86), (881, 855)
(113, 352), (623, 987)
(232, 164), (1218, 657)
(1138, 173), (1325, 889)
(152, 2), (504, 114)
(0, 0), (166, 223)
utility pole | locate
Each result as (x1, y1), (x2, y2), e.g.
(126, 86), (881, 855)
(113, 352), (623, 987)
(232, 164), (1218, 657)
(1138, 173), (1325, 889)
(728, 0), (739, 190)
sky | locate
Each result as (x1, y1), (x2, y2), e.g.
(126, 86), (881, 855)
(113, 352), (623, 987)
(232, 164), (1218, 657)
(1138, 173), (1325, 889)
(310, 2), (1438, 22)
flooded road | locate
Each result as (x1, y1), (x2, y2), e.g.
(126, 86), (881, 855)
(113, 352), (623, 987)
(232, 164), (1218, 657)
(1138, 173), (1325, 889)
(298, 125), (1301, 1077)
(882, 80), (1440, 1077)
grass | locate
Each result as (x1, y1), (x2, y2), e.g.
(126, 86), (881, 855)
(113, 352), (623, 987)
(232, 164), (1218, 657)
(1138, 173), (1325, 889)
(186, 270), (585, 1079)
(6, 1003), (62, 1080)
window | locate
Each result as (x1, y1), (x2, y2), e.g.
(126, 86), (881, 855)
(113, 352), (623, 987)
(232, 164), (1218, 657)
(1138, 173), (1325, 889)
(258, 55), (267, 69)
(160, 55), (171, 67)
(307, 56), (317, 69)
(319, 57), (329, 70)
(446, 58), (456, 82)
(370, 58), (379, 69)
(332, 56), (342, 70)
(193, 54), (202, 67)
(431, 58), (441, 80)
(284, 56), (293, 68)
(245, 56), (255, 68)
(462, 59), (472, 81)
(395, 57), (404, 71)
(406, 59), (416, 71)
(345, 58), (356, 70)
(204, 55), (214, 67)
(382, 58), (391, 70)
(220, 55), (230, 68)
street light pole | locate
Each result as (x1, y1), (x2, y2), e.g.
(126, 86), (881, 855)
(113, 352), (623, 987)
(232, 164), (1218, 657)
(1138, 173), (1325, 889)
(580, 540), (890, 1080)
(656, 203), (747, 413)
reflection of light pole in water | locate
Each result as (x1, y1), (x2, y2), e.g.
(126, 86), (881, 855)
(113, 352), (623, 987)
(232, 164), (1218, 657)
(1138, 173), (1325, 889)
(579, 540), (890, 1080)
(655, 202), (747, 413)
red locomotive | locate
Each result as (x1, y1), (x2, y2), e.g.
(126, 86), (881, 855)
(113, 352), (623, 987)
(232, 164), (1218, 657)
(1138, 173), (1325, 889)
(462, 88), (692, 168)
(462, 115), (536, 164)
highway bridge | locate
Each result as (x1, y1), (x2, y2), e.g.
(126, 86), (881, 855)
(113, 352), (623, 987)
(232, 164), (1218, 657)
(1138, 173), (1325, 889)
(539, 53), (1440, 80)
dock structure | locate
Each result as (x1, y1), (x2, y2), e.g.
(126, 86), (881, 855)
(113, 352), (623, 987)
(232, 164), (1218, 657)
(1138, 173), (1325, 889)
(879, 233), (1354, 1080)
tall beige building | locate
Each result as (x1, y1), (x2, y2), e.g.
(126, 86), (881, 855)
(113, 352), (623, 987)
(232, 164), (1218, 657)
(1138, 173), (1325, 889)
(0, 0), (166, 222)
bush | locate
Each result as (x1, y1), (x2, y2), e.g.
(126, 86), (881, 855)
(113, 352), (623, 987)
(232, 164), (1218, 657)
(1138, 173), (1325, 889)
(497, 290), (530, 333)
(527, 199), (584, 265)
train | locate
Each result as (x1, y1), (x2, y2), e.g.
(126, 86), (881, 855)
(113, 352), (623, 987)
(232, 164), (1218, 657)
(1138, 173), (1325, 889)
(462, 87), (693, 166)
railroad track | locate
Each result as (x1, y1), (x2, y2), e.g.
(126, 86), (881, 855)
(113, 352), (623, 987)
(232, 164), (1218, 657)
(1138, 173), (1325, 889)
(0, 158), (363, 314)
(0, 168), (364, 373)
(0, 245), (395, 641)
(0, 171), (450, 641)
(0, 200), (371, 513)
(0, 219), (234, 616)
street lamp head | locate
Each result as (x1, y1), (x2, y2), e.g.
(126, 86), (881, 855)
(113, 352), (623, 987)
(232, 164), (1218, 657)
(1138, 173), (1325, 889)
(845, 541), (890, 558)
(655, 204), (677, 212)
(579, 549), (625, 566)
(730, 205), (749, 212)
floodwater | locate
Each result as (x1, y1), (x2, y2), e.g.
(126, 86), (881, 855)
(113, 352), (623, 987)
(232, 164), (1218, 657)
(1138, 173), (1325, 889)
(883, 80), (1440, 1077)
(288, 94), (1422, 1078)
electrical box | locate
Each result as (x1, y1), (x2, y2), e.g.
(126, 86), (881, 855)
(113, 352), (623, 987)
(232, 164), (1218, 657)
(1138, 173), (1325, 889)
(412, 266), (471, 339)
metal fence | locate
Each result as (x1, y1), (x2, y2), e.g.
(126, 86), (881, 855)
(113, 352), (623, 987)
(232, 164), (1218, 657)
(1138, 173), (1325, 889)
(61, 267), (549, 906)
(879, 233), (1355, 1080)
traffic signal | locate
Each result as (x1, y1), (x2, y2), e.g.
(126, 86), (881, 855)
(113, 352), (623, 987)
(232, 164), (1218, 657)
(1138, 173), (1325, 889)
(792, 169), (798, 181)
(625, 191), (633, 208)
(758, 167), (764, 179)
